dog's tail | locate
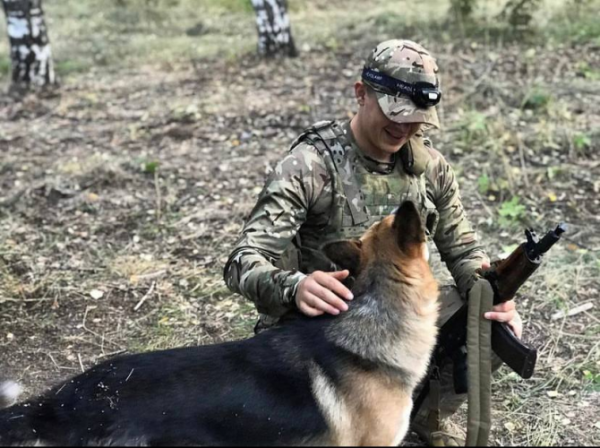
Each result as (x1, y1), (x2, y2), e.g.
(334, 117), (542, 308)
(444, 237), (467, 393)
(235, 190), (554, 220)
(0, 381), (39, 445)
(0, 381), (22, 408)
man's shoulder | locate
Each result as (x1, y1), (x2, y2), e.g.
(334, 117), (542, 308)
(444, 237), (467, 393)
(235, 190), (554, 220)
(424, 144), (445, 163)
(424, 144), (451, 173)
(276, 138), (330, 179)
(290, 120), (339, 151)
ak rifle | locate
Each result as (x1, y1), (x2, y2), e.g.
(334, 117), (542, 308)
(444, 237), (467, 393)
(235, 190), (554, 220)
(412, 223), (567, 417)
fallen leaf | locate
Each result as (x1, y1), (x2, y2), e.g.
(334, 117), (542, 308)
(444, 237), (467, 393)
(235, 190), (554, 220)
(89, 289), (104, 300)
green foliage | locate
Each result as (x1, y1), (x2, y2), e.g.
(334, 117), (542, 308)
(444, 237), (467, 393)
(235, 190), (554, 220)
(0, 56), (10, 79)
(55, 59), (91, 76)
(547, 0), (600, 44)
(478, 174), (490, 194)
(498, 196), (526, 228)
(546, 166), (567, 181)
(582, 369), (600, 392)
(111, 0), (253, 14)
(573, 133), (592, 151)
(576, 62), (600, 80)
(521, 86), (552, 112)
(142, 160), (160, 174)
(459, 111), (489, 146)
(170, 104), (202, 123)
(202, 0), (254, 13)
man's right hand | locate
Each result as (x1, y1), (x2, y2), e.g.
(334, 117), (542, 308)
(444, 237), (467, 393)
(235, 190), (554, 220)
(295, 270), (354, 317)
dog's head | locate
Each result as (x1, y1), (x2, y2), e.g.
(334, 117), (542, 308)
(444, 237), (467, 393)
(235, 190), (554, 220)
(322, 201), (430, 281)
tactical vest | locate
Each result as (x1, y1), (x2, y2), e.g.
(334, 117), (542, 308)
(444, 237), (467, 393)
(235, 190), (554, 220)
(279, 120), (440, 274)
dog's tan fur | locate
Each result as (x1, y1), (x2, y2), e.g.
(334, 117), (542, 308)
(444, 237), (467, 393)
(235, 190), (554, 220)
(317, 209), (440, 446)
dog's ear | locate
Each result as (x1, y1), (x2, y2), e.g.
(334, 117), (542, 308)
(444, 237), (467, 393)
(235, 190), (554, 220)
(321, 240), (363, 277)
(393, 201), (426, 254)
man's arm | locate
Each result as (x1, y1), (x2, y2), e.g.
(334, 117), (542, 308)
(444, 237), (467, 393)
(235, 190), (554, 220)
(427, 149), (488, 295)
(224, 143), (330, 318)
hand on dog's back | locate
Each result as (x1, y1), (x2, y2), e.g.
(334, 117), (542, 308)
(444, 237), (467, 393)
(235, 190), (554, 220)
(295, 270), (354, 317)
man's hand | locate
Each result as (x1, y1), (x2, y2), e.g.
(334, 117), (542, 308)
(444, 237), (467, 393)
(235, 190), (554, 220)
(295, 270), (354, 317)
(480, 261), (523, 339)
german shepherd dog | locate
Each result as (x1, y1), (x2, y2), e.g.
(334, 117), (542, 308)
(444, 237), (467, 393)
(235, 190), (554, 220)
(0, 201), (439, 446)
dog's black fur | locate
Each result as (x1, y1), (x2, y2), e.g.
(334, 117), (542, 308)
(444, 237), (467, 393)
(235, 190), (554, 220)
(1, 201), (437, 446)
(0, 314), (368, 446)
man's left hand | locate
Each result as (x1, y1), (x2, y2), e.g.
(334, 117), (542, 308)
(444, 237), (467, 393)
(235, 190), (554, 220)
(480, 261), (523, 339)
(484, 300), (523, 339)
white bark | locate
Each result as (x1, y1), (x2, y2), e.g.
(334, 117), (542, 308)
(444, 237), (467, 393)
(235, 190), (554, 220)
(2, 0), (56, 89)
(251, 0), (297, 57)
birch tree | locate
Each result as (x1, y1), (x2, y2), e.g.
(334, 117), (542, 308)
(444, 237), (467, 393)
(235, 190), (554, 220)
(250, 0), (298, 58)
(2, 0), (56, 91)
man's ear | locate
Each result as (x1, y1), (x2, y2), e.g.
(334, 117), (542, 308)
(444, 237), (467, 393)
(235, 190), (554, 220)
(355, 81), (367, 106)
(321, 240), (363, 277)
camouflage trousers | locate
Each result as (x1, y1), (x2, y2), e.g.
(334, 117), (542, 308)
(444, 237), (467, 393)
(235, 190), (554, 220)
(413, 285), (503, 424)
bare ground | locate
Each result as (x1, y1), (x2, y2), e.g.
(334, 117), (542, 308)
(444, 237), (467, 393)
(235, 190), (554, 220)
(0, 34), (599, 446)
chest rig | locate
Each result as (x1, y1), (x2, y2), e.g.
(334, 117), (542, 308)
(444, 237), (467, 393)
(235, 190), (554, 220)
(291, 120), (439, 242)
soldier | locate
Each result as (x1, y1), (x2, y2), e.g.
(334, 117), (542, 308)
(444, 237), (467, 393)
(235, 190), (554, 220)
(224, 39), (522, 446)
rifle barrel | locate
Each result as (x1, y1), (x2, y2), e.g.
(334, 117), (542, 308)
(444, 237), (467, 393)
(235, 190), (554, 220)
(530, 223), (567, 259)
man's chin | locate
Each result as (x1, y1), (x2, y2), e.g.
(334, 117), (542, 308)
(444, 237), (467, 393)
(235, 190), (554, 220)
(382, 133), (407, 149)
(380, 140), (405, 154)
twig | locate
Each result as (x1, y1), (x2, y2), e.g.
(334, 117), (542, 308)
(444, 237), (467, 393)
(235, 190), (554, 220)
(518, 139), (531, 190)
(473, 190), (495, 220)
(96, 349), (127, 359)
(134, 281), (156, 312)
(46, 353), (78, 371)
(77, 353), (85, 373)
(551, 302), (594, 321)
(154, 170), (162, 222)
(132, 270), (166, 282)
(81, 306), (123, 349)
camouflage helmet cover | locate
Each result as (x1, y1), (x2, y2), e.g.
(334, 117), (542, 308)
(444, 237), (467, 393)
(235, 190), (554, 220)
(363, 39), (441, 129)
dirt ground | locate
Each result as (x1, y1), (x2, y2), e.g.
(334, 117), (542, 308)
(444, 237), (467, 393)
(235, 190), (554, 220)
(1, 1), (599, 446)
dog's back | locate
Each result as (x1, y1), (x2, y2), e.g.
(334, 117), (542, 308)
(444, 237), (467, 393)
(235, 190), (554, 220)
(0, 201), (439, 446)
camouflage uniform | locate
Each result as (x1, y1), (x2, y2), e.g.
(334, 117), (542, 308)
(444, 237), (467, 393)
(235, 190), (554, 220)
(224, 39), (493, 444)
(224, 119), (487, 323)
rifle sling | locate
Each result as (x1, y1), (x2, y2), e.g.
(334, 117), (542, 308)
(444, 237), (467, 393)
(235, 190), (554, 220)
(466, 279), (494, 447)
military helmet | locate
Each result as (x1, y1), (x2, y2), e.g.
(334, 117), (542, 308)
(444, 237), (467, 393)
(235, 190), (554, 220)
(362, 39), (441, 129)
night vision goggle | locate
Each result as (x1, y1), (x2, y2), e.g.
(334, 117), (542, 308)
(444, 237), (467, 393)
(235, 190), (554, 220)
(361, 67), (442, 108)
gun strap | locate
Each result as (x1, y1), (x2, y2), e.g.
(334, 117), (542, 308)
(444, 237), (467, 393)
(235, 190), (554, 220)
(466, 279), (494, 446)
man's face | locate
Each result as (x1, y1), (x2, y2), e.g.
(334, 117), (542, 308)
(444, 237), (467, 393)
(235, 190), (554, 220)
(354, 82), (422, 159)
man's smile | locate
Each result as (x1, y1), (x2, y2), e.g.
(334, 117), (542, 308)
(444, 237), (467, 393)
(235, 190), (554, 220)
(384, 127), (408, 141)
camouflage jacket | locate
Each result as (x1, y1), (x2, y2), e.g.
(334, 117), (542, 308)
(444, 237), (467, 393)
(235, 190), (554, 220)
(224, 120), (487, 320)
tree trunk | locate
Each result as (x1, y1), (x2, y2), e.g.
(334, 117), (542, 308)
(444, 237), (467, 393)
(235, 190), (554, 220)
(2, 0), (56, 90)
(250, 0), (298, 58)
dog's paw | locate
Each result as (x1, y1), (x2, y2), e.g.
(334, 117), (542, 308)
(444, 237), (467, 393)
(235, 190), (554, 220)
(0, 381), (23, 408)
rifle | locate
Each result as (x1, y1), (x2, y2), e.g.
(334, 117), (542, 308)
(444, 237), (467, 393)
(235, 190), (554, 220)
(412, 223), (567, 418)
